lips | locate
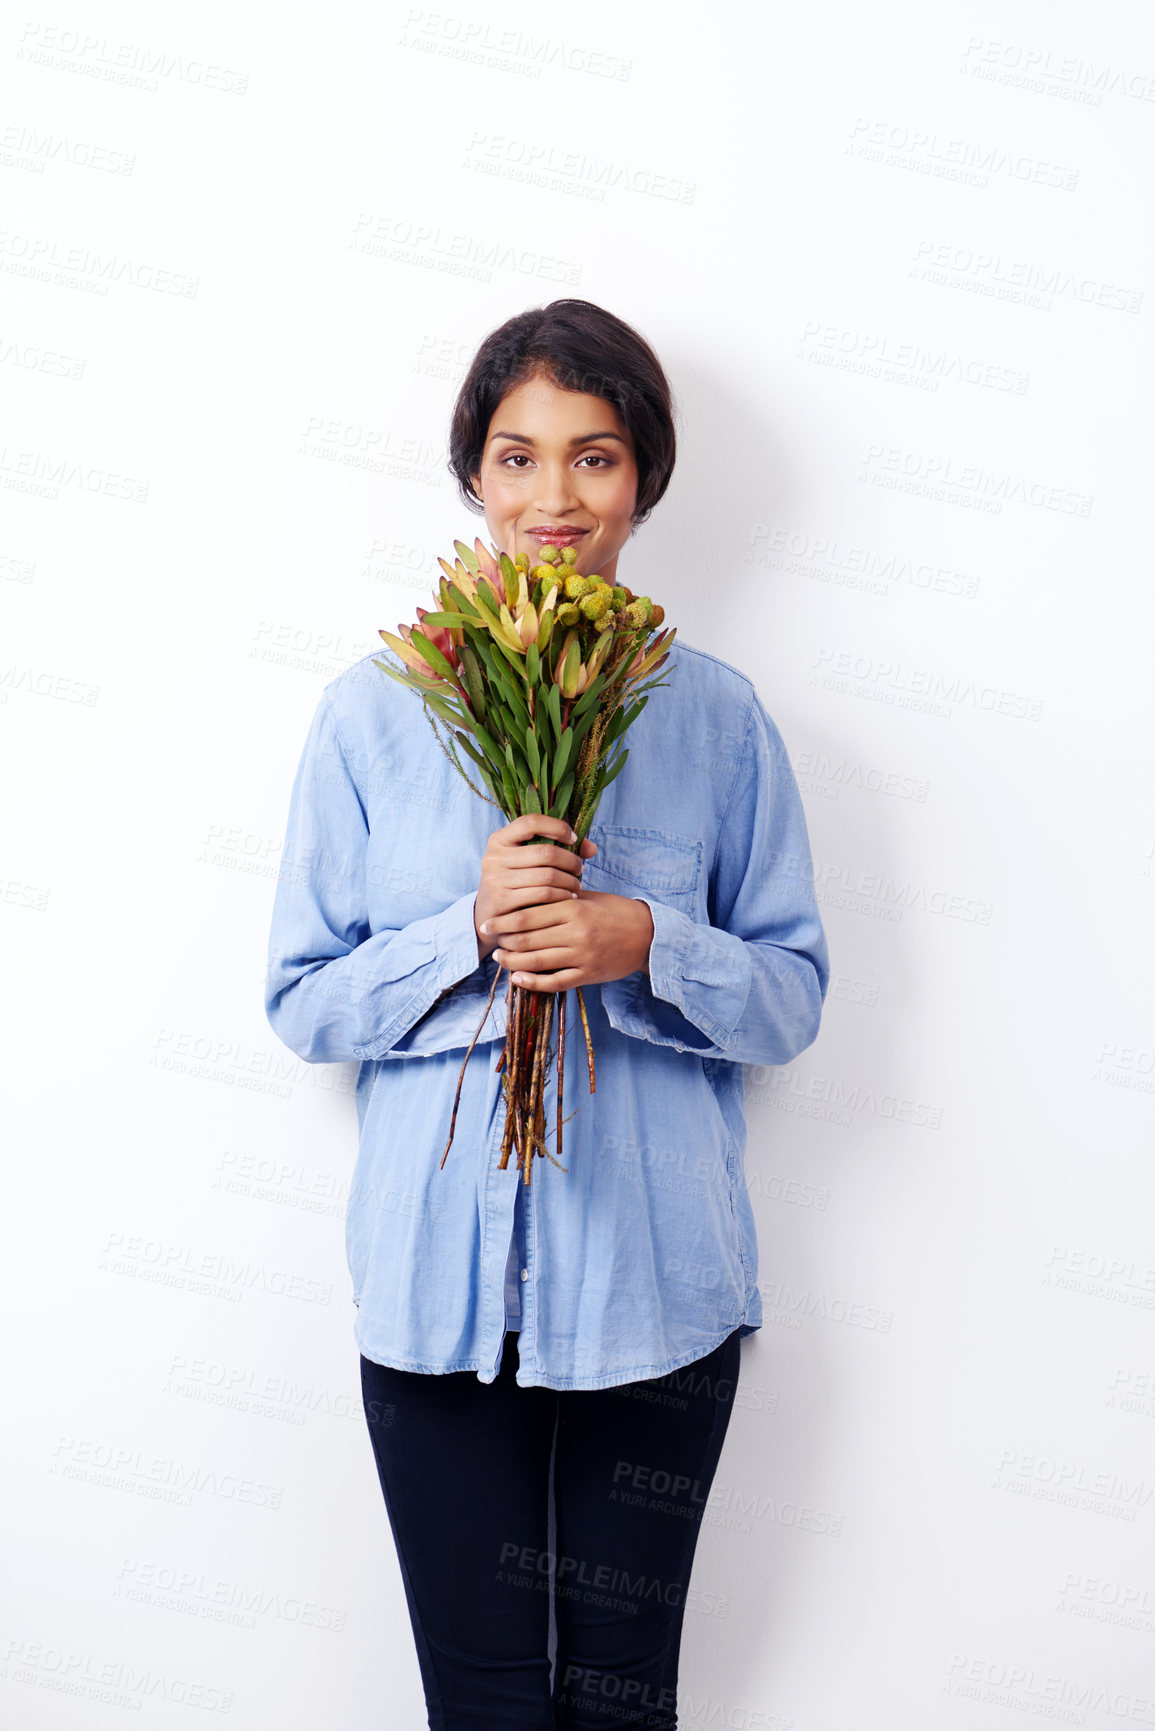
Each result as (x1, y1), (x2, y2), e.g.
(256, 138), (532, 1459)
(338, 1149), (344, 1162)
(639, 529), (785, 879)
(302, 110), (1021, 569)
(527, 527), (586, 544)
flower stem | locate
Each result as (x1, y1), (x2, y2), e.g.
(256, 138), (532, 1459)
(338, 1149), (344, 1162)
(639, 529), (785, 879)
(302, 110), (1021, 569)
(575, 987), (596, 1094)
(442, 961), (505, 1169)
(556, 992), (566, 1165)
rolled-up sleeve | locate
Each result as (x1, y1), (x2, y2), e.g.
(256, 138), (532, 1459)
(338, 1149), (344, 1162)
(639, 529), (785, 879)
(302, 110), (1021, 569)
(599, 694), (829, 1066)
(264, 691), (497, 1065)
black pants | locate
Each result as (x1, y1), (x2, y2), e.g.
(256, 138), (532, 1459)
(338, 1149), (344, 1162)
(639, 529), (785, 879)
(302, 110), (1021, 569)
(360, 1327), (743, 1730)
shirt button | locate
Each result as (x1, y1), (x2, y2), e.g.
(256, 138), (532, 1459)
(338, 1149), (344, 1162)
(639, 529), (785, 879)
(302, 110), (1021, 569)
(520, 1268), (528, 1282)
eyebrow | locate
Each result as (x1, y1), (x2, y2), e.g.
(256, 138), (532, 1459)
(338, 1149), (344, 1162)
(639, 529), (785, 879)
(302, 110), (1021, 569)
(489, 429), (629, 447)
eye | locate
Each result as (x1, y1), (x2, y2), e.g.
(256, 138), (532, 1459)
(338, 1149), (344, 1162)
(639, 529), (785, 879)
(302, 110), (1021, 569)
(496, 450), (614, 471)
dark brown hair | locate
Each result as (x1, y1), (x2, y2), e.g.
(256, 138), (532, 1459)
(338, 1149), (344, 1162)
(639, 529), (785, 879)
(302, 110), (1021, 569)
(447, 299), (677, 529)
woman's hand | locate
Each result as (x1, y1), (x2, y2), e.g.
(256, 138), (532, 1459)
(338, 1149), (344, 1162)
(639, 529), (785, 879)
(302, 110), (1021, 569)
(480, 887), (655, 993)
(474, 814), (596, 960)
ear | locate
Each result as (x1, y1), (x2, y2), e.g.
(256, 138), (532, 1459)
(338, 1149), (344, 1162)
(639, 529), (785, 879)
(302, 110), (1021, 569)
(469, 473), (483, 503)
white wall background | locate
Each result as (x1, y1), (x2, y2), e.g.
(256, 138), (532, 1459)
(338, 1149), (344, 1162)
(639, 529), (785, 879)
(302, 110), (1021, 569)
(3, 1), (1154, 1726)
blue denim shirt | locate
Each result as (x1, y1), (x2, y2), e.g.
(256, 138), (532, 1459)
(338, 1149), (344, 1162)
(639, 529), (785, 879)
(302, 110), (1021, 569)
(264, 639), (830, 1389)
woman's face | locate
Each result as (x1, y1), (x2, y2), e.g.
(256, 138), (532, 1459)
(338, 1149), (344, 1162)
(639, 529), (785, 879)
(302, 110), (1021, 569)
(469, 371), (639, 585)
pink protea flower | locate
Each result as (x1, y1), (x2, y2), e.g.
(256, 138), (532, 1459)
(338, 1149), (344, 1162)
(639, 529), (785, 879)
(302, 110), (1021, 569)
(438, 555), (479, 604)
(472, 538), (502, 585)
(412, 608), (459, 667)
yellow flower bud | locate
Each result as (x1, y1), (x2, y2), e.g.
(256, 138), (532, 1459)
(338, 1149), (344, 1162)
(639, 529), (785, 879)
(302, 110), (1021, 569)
(579, 589), (612, 622)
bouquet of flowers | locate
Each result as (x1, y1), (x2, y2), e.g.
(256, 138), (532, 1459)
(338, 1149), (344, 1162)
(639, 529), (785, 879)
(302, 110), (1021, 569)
(374, 537), (675, 1186)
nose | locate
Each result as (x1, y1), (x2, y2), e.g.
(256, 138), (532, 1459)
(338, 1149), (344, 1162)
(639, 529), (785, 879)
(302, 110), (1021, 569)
(533, 460), (583, 518)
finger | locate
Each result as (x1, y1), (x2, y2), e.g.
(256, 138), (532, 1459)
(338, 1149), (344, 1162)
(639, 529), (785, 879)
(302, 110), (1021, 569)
(497, 814), (577, 848)
(484, 893), (578, 934)
(505, 842), (585, 876)
(505, 884), (580, 906)
(487, 884), (580, 918)
(502, 855), (588, 886)
(494, 942), (577, 972)
(481, 902), (574, 936)
(491, 924), (573, 956)
(505, 964), (586, 993)
(491, 909), (575, 947)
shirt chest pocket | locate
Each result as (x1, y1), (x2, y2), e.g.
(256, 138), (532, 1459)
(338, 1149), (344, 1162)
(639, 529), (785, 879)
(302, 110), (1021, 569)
(582, 823), (703, 912)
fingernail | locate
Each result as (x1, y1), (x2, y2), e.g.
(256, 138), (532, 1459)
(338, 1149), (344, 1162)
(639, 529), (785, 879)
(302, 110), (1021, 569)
(480, 921), (489, 934)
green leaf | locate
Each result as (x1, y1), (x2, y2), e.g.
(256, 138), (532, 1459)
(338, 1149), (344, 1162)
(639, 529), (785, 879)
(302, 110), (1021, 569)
(551, 770), (574, 818)
(424, 693), (465, 727)
(418, 611), (468, 628)
(475, 578), (502, 617)
(500, 761), (518, 812)
(410, 630), (458, 684)
(472, 722), (505, 767)
(447, 583), (482, 618)
(494, 664), (530, 724)
(522, 783), (541, 816)
(627, 676), (671, 701)
(500, 732), (532, 788)
(375, 663), (448, 700)
(460, 647), (485, 716)
(454, 731), (488, 772)
(569, 705), (600, 752)
(547, 681), (563, 740)
(598, 749), (629, 793)
(627, 632), (676, 680)
(495, 702), (519, 744)
(490, 632), (527, 672)
(571, 671), (607, 721)
(603, 704), (630, 746)
(457, 623), (491, 661)
(467, 633), (501, 684)
(534, 702), (551, 766)
(552, 725), (574, 786)
(526, 641), (540, 685)
(525, 728), (541, 782)
(509, 736), (531, 783)
(372, 657), (425, 690)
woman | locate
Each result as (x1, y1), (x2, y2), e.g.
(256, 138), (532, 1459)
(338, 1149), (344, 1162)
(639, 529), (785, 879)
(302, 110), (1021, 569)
(265, 299), (829, 1729)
